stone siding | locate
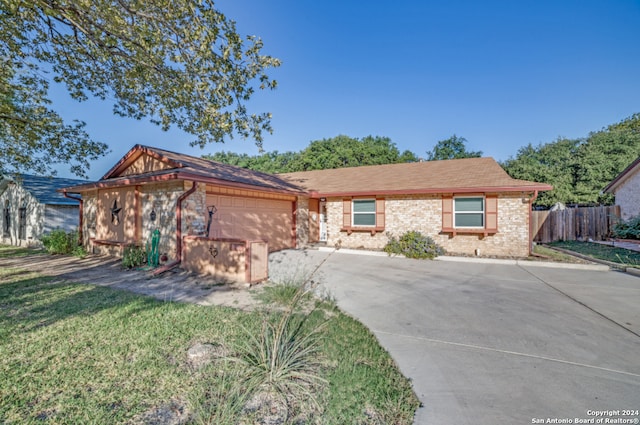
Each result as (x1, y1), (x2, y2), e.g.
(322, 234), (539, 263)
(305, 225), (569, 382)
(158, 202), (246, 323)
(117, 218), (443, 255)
(320, 193), (531, 257)
(84, 180), (208, 261)
(82, 191), (97, 247)
(296, 196), (310, 247)
(615, 167), (640, 220)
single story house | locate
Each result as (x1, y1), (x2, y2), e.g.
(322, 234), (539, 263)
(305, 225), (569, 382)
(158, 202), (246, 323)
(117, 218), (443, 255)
(1, 174), (88, 246)
(280, 158), (552, 257)
(60, 145), (552, 281)
(603, 156), (640, 220)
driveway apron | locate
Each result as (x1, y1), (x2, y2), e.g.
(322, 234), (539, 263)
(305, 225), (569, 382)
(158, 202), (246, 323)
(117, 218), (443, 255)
(269, 250), (640, 425)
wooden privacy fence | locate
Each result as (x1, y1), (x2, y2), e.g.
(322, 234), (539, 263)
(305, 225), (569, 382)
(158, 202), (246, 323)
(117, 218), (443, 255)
(532, 205), (620, 243)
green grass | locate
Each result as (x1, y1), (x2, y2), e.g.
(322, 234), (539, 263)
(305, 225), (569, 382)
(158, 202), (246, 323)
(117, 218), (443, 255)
(0, 245), (44, 258)
(548, 240), (640, 268)
(0, 250), (419, 424)
(532, 244), (589, 263)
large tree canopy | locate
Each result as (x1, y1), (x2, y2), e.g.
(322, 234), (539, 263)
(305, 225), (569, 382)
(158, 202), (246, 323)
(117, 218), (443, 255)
(425, 135), (482, 161)
(502, 113), (640, 208)
(1, 0), (280, 177)
(204, 135), (418, 173)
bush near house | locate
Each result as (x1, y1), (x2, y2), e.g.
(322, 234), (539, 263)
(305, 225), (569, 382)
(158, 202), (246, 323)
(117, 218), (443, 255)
(122, 244), (147, 269)
(612, 215), (640, 240)
(384, 230), (445, 259)
(40, 229), (85, 257)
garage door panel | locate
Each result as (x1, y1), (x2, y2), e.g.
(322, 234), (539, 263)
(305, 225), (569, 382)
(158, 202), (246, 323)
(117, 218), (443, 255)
(205, 194), (293, 251)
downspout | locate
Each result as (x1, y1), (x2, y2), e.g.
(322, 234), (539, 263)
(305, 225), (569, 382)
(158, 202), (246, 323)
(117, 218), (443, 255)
(153, 181), (197, 275)
(63, 192), (83, 245)
(528, 190), (539, 256)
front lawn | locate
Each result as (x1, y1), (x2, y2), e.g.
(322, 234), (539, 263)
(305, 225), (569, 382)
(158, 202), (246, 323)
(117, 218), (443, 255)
(547, 241), (640, 269)
(0, 255), (419, 424)
(0, 245), (44, 258)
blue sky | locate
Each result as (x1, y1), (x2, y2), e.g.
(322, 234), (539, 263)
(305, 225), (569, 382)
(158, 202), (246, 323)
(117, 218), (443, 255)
(50, 0), (640, 180)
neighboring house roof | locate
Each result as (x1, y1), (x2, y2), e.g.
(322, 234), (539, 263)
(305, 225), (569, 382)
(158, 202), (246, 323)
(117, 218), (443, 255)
(1, 174), (89, 205)
(279, 157), (553, 197)
(61, 144), (306, 195)
(603, 156), (640, 193)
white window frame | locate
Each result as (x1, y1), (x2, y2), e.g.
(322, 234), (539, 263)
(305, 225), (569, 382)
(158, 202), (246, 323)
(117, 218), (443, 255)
(352, 199), (376, 227)
(454, 196), (485, 229)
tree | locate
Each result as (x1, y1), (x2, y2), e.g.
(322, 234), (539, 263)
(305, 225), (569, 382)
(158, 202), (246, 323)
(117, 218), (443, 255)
(292, 135), (417, 171)
(426, 135), (482, 161)
(204, 135), (419, 173)
(1, 0), (280, 177)
(501, 138), (580, 208)
(501, 114), (640, 207)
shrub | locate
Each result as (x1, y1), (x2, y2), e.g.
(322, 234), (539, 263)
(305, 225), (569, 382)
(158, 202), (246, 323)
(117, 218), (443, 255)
(384, 231), (445, 259)
(41, 229), (80, 255)
(612, 215), (640, 240)
(236, 285), (327, 409)
(122, 245), (147, 269)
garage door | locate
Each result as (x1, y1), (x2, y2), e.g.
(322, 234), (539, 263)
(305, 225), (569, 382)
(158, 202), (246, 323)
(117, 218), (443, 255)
(205, 194), (294, 251)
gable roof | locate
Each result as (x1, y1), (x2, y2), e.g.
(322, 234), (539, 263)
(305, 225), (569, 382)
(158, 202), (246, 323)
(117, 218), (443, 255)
(603, 156), (640, 193)
(279, 157), (552, 197)
(61, 145), (306, 195)
(1, 174), (89, 205)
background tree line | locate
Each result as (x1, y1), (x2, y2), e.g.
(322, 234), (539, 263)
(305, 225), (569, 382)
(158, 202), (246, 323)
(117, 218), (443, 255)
(206, 114), (640, 209)
(203, 134), (481, 173)
(501, 113), (640, 208)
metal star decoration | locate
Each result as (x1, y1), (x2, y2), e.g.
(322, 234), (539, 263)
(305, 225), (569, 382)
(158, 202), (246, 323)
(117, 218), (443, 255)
(111, 199), (122, 225)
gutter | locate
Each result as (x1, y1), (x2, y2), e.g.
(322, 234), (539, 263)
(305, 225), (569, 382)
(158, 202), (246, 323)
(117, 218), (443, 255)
(154, 181), (197, 275)
(62, 192), (83, 245)
(309, 184), (553, 198)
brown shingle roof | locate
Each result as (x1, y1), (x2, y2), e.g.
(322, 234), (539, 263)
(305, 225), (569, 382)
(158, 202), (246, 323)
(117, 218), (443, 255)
(279, 157), (552, 196)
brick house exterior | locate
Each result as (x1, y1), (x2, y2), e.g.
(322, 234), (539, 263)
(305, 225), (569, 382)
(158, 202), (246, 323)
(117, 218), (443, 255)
(281, 158), (552, 257)
(60, 146), (552, 280)
(603, 156), (640, 221)
(60, 145), (303, 282)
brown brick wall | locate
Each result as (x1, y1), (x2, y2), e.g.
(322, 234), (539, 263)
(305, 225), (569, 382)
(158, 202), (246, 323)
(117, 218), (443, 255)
(318, 193), (531, 257)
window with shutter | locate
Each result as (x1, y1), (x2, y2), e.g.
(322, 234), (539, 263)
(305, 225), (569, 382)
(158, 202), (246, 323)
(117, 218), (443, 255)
(442, 194), (498, 236)
(341, 197), (385, 234)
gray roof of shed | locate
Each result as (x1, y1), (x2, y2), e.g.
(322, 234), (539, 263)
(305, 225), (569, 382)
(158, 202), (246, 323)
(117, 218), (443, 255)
(2, 174), (90, 205)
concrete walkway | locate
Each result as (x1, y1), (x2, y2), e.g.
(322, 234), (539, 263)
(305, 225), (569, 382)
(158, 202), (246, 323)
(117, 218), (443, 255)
(269, 249), (640, 425)
(0, 253), (263, 310)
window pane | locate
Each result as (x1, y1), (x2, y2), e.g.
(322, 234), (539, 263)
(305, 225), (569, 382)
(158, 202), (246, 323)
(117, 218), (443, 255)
(353, 199), (375, 213)
(455, 213), (484, 227)
(455, 197), (483, 212)
(353, 214), (376, 226)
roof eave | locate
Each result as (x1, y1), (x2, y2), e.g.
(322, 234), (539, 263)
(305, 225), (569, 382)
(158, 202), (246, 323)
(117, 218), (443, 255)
(101, 145), (184, 179)
(59, 172), (181, 193)
(311, 184), (553, 198)
(175, 171), (308, 197)
(603, 157), (640, 193)
(59, 171), (309, 197)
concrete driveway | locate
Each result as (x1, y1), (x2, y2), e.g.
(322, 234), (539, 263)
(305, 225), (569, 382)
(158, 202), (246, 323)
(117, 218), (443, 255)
(269, 250), (640, 425)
